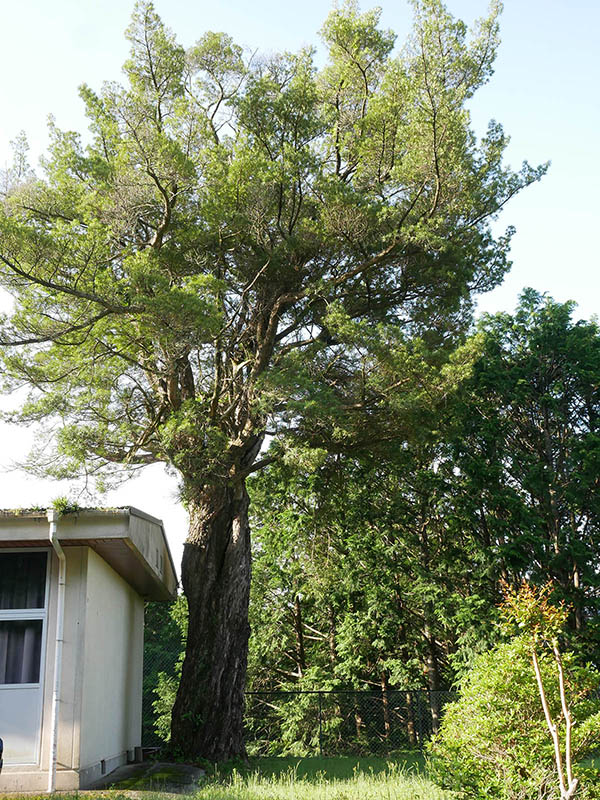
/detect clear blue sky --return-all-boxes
[0,1,598,568]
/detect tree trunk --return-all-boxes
[293,594,307,678]
[405,691,417,747]
[169,477,252,761]
[381,671,391,740]
[424,624,442,734]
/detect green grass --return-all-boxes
[236,754,427,780]
[192,755,457,799]
[14,755,455,800]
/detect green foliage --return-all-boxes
[142,598,184,744]
[153,670,179,743]
[428,636,600,799]
[451,290,600,656]
[245,292,600,760]
[150,594,187,741]
[50,496,81,515]
[247,443,500,695]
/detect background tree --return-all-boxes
[451,290,600,653]
[247,293,600,715]
[0,0,541,759]
[247,438,501,728]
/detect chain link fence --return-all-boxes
[142,602,456,754]
[142,641,455,753]
[142,606,600,756]
[244,689,456,756]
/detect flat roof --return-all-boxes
[0,507,178,601]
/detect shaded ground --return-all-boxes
[89,761,205,793]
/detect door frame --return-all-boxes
[0,547,51,765]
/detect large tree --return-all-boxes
[451,291,600,644]
[0,0,542,759]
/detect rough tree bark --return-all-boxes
[169,477,253,760]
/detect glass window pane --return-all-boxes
[0,552,47,609]
[0,620,43,684]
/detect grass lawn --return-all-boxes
[12,755,456,799]
[192,754,457,799]
[240,753,427,779]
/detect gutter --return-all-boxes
[47,509,66,793]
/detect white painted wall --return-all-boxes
[78,548,144,772]
[54,546,88,772]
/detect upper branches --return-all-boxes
[0,0,544,487]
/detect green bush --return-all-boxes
[150,594,187,742]
[153,670,179,742]
[427,636,600,799]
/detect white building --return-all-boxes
[0,507,177,792]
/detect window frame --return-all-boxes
[0,548,50,689]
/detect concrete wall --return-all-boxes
[79,548,144,779]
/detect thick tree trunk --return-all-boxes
[169,477,252,761]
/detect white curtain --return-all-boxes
[0,620,42,684]
[0,552,46,683]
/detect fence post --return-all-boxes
[318,691,323,758]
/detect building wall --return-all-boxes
[2,545,144,792]
[29,546,88,772]
[54,546,88,772]
[78,548,144,774]
[1,547,87,792]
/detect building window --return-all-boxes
[0,551,48,686]
[0,552,47,609]
[0,620,43,683]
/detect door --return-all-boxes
[0,550,49,764]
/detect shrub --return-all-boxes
[151,594,187,742]
[153,670,179,742]
[427,635,600,799]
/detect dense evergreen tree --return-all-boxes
[0,0,540,757]
[247,293,600,705]
[453,291,600,650]
[247,442,500,698]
